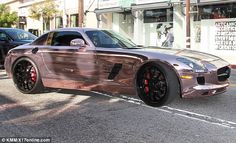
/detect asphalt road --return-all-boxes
[0,70,236,143]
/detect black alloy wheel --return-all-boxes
[137,62,179,107]
[12,58,43,94]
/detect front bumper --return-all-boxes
[193,83,229,90]
[180,66,230,98]
[182,83,229,98]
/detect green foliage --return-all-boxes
[0,4,18,27]
[29,0,59,23]
[29,0,59,31]
[29,3,41,20]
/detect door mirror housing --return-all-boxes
[70,38,86,47]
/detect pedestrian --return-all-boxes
[163,27,174,47]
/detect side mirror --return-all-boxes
[70,38,86,47]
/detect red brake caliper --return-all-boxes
[144,72,150,94]
[31,67,37,82]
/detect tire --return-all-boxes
[136,62,180,107]
[12,57,44,94]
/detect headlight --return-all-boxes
[176,57,207,73]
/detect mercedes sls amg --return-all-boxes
[4,28,231,106]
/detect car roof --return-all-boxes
[0,28,22,30]
[50,27,100,32]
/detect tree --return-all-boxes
[0,4,18,27]
[29,0,59,31]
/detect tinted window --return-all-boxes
[4,28,37,41]
[0,32,11,41]
[144,8,173,23]
[85,30,136,48]
[194,3,236,21]
[51,31,84,46]
[32,33,49,45]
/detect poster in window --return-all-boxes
[215,20,236,50]
[201,18,236,51]
[155,23,174,47]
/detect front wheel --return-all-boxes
[12,58,43,94]
[136,62,180,107]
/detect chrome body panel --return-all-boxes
[4,28,231,99]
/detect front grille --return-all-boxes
[217,66,231,82]
[197,76,205,85]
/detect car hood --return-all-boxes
[128,47,229,70]
[172,49,229,69]
[138,47,217,60]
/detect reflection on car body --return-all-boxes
[4,28,231,107]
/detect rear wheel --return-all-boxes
[136,62,179,107]
[12,58,43,94]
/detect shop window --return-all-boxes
[43,19,50,32]
[55,16,63,28]
[144,8,173,23]
[19,16,26,30]
[194,3,236,21]
[70,14,78,27]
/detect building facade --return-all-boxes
[1,0,236,65]
[1,0,81,36]
[94,0,236,65]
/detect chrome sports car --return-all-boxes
[4,28,231,107]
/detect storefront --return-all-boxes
[189,0,236,64]
[95,0,173,47]
[95,0,236,64]
[132,0,173,47]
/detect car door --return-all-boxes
[85,30,140,87]
[0,31,15,65]
[41,30,98,88]
[95,48,142,87]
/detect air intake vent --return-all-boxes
[217,66,231,82]
[197,76,205,85]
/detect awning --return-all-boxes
[94,7,125,15]
[181,0,236,6]
[131,2,172,11]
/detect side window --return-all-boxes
[86,31,119,48]
[0,32,11,41]
[32,33,49,45]
[51,31,85,46]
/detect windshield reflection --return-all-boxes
[85,30,137,48]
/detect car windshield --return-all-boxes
[5,29,37,41]
[85,30,137,48]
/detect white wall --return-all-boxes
[133,11,144,46]
[84,0,98,28]
[173,4,185,49]
[200,18,236,64]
